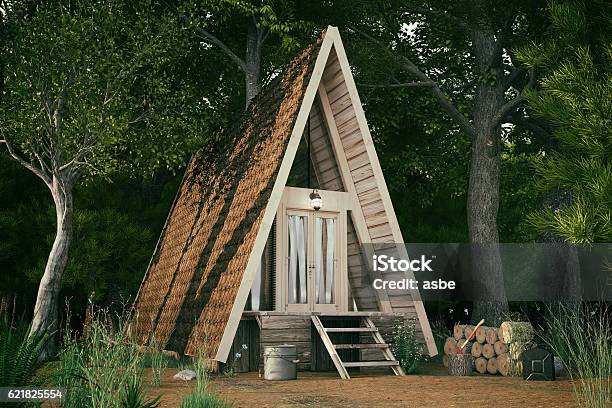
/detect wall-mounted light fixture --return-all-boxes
[309,189,322,211]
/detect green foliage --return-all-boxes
[121,376,161,408]
[53,308,159,408]
[538,303,611,407]
[1,0,208,178]
[391,319,425,374]
[0,154,180,315]
[428,319,450,358]
[180,390,229,408]
[148,337,168,387]
[516,1,612,243]
[0,314,50,388]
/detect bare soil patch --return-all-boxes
[148,363,577,408]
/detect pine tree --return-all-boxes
[517,1,611,243]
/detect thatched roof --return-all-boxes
[132,31,324,358]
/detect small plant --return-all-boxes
[391,319,425,374]
[179,389,228,408]
[539,303,611,408]
[121,376,161,408]
[0,313,50,388]
[179,337,229,408]
[223,344,247,378]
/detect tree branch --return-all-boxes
[195,27,248,73]
[494,68,537,125]
[353,27,477,139]
[406,5,471,32]
[357,81,435,88]
[1,135,51,187]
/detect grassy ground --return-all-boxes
[147,362,578,408]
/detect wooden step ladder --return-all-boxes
[311,315,405,379]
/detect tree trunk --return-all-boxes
[468,27,509,326]
[30,176,73,358]
[244,19,262,108]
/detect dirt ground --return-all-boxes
[148,363,579,408]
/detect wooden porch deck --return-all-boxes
[241,311,406,317]
[228,310,407,377]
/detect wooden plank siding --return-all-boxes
[320,50,419,315]
[306,97,379,312]
[259,315,312,371]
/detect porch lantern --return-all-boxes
[309,190,322,211]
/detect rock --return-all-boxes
[173,369,197,381]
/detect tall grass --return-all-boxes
[179,338,229,408]
[148,337,168,387]
[53,308,160,408]
[540,303,611,408]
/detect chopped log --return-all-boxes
[444,337,458,355]
[499,321,534,344]
[453,324,466,340]
[482,343,495,359]
[475,325,488,343]
[508,341,531,361]
[508,342,531,377]
[448,354,474,376]
[485,327,498,344]
[475,357,487,374]
[443,354,449,368]
[497,353,510,376]
[487,357,498,375]
[509,359,523,377]
[494,340,507,355]
[464,325,475,340]
[456,340,473,355]
[471,341,482,358]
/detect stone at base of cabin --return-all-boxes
[173,369,197,381]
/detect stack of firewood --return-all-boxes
[443,321,534,376]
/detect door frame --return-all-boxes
[276,186,349,312]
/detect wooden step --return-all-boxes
[343,360,400,368]
[334,343,389,350]
[324,327,378,333]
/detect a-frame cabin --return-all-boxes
[132,26,437,378]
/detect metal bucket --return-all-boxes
[263,345,298,380]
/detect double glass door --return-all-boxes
[285,210,340,312]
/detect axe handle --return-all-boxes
[461,319,485,349]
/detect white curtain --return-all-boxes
[315,217,335,304]
[250,258,262,311]
[288,215,307,304]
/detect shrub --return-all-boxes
[0,313,50,388]
[391,319,425,374]
[539,303,611,408]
